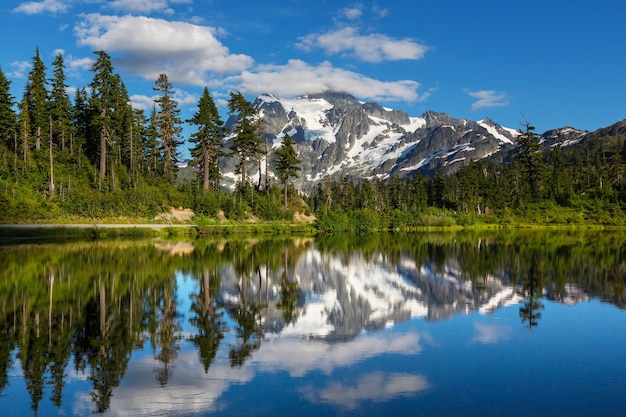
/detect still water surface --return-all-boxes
[0,231,625,416]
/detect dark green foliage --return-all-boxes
[273,133,301,208]
[188,87,226,191]
[153,73,183,183]
[228,91,262,185]
[143,106,160,176]
[25,48,48,151]
[49,54,73,152]
[515,119,543,202]
[0,65,16,148]
[429,172,447,208]
[72,87,88,155]
[88,51,119,188]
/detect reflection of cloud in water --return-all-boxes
[471,321,512,344]
[72,348,255,417]
[253,331,423,376]
[77,331,423,416]
[299,372,429,409]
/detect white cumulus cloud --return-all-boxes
[228,59,424,103]
[467,89,510,110]
[297,27,429,63]
[107,0,192,14]
[74,13,254,86]
[8,60,31,79]
[13,0,69,15]
[340,5,363,20]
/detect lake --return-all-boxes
[0,230,625,416]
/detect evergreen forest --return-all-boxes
[1,49,625,230]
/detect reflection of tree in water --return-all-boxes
[518,253,545,330]
[20,308,47,415]
[150,279,182,387]
[188,268,225,373]
[227,266,265,368]
[75,275,133,413]
[0,317,14,399]
[277,249,300,326]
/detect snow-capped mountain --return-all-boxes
[221,91,624,192]
[222,92,518,191]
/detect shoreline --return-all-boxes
[0,223,195,230]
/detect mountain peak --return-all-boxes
[480,117,495,126]
[420,110,456,127]
[308,91,361,109]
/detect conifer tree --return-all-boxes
[516,117,543,202]
[110,75,134,184]
[0,65,16,150]
[430,172,447,208]
[25,48,48,151]
[153,73,183,183]
[88,51,118,189]
[228,91,262,185]
[17,94,31,171]
[72,87,88,156]
[49,53,72,152]
[130,107,147,175]
[143,105,160,176]
[188,87,226,191]
[273,133,301,208]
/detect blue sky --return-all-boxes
[0,0,623,137]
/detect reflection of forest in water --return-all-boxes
[0,230,624,414]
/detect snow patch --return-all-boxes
[478,119,518,144]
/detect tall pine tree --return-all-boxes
[48,53,72,152]
[72,87,88,156]
[143,105,160,176]
[153,73,183,184]
[273,133,301,208]
[228,91,262,186]
[0,65,16,150]
[188,87,226,191]
[88,51,118,190]
[516,117,543,202]
[17,94,31,171]
[25,47,48,151]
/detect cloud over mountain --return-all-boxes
[229,60,423,102]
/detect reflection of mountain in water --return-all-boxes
[216,245,594,341]
[222,248,521,340]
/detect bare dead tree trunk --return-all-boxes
[99,108,108,191]
[203,148,210,191]
[35,125,41,151]
[49,117,55,198]
[265,138,269,191]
